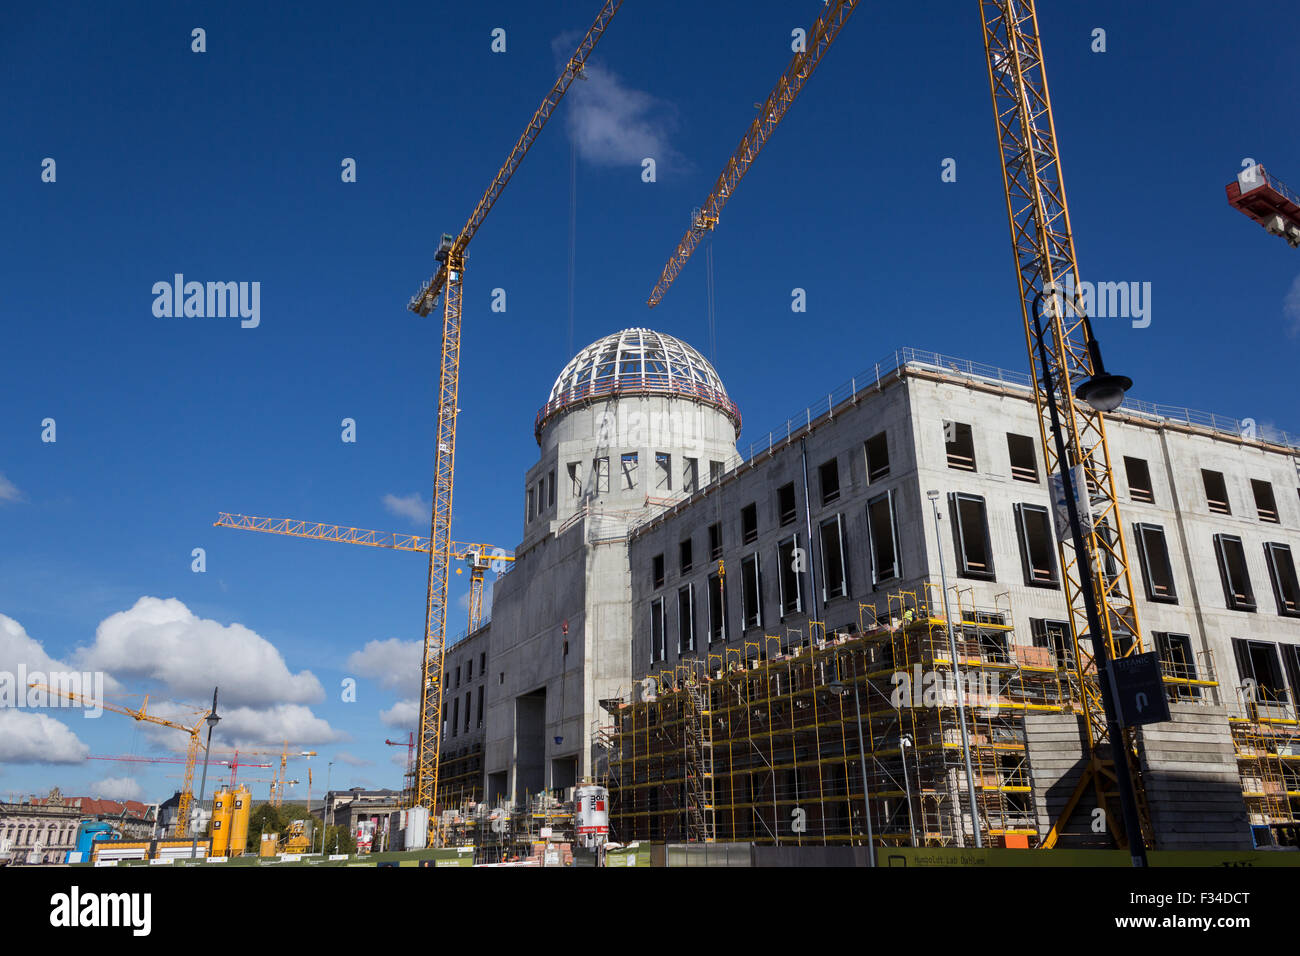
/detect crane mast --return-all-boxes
[404,1,625,822]
[980,0,1150,845]
[31,685,209,838]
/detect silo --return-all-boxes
[209,789,234,857]
[227,785,253,857]
[574,784,609,847]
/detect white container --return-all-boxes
[403,806,429,850]
[575,784,609,846]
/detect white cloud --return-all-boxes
[215,704,348,749]
[1,613,74,676]
[90,776,143,802]
[334,751,371,768]
[0,709,90,764]
[1284,275,1300,337]
[74,597,323,709]
[347,638,422,698]
[380,699,419,729]
[382,492,429,524]
[0,472,22,504]
[0,612,124,696]
[554,35,683,169]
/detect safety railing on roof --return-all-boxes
[446,610,491,649]
[736,346,1300,465]
[631,346,1298,540]
[534,373,742,440]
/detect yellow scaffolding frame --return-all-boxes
[606,590,1067,847]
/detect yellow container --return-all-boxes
[209,789,234,857]
[228,786,252,857]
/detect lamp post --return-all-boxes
[1030,287,1147,867]
[829,658,875,867]
[320,761,334,854]
[899,733,918,847]
[925,490,983,849]
[189,687,221,860]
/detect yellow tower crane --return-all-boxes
[271,743,316,807]
[200,741,316,807]
[213,512,515,635]
[30,685,211,838]
[647,0,1152,853]
[401,0,625,821]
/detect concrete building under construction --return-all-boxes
[436,330,1300,852]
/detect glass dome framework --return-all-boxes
[535,328,741,442]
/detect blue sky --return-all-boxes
[2,0,1297,806]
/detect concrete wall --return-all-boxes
[625,364,1300,849]
[1138,702,1252,850]
[449,385,741,805]
[628,371,920,675]
[438,338,1298,850]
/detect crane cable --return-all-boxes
[705,243,717,365]
[567,139,578,361]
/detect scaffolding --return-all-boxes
[606,587,1066,847]
[436,743,484,810]
[1229,689,1300,846]
[439,790,580,863]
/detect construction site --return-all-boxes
[10,0,1300,873]
[603,593,1063,847]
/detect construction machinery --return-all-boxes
[214,512,513,634]
[1226,164,1300,247]
[645,0,1154,852]
[259,819,312,858]
[400,0,625,822]
[31,684,211,838]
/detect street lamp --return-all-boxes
[189,687,221,860]
[1074,337,1132,414]
[899,734,918,847]
[320,760,334,855]
[829,660,875,867]
[925,490,983,850]
[1030,287,1147,867]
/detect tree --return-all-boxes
[323,824,355,855]
[245,802,312,854]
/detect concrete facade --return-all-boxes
[438,334,1300,848]
[626,355,1299,848]
[438,330,743,805]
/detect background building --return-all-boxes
[0,788,156,864]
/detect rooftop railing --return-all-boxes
[535,373,742,441]
[737,346,1300,463]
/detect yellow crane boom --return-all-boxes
[647,0,861,307]
[213,512,514,634]
[30,685,209,838]
[402,0,625,823]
